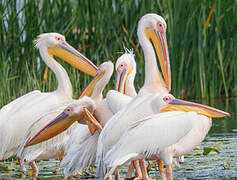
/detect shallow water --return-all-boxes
[0,98,236,179]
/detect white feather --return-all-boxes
[61,129,99,175]
[102,111,211,177]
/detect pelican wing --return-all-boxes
[103,111,197,177]
[0,90,67,160]
[0,90,41,118]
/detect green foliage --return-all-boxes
[203,147,220,155]
[0,163,15,171]
[0,0,236,107]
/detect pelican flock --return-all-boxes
[0,13,230,180]
[22,51,139,179]
[17,61,114,176]
[60,52,138,177]
[94,13,229,180]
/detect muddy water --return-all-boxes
[0,98,236,179]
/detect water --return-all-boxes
[0,98,236,179]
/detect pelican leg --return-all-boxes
[134,159,152,180]
[84,107,102,135]
[157,159,166,180]
[18,158,26,173]
[133,160,142,178]
[107,175,113,180]
[125,160,142,179]
[29,161,39,177]
[125,162,134,179]
[114,169,120,180]
[166,165,173,180]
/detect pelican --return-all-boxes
[0,32,97,175]
[17,61,113,176]
[95,13,171,179]
[60,51,138,177]
[103,94,230,180]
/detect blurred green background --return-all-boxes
[0,0,236,107]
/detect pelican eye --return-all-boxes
[120,62,127,69]
[65,107,73,112]
[55,37,64,42]
[163,96,173,103]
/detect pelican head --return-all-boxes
[35,33,98,76]
[78,61,114,99]
[24,96,96,147]
[115,51,136,94]
[138,14,171,92]
[154,93,230,118]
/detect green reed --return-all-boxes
[0,0,236,107]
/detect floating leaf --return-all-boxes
[192,152,201,156]
[203,147,220,155]
[0,163,15,171]
[193,146,201,150]
[223,162,230,170]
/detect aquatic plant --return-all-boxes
[0,0,236,107]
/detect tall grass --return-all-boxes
[0,0,236,107]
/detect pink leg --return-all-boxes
[114,169,120,180]
[29,161,39,177]
[125,162,134,179]
[125,160,142,179]
[137,159,152,180]
[166,165,173,180]
[18,158,26,173]
[133,160,142,178]
[107,175,112,180]
[59,156,63,161]
[158,159,166,180]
